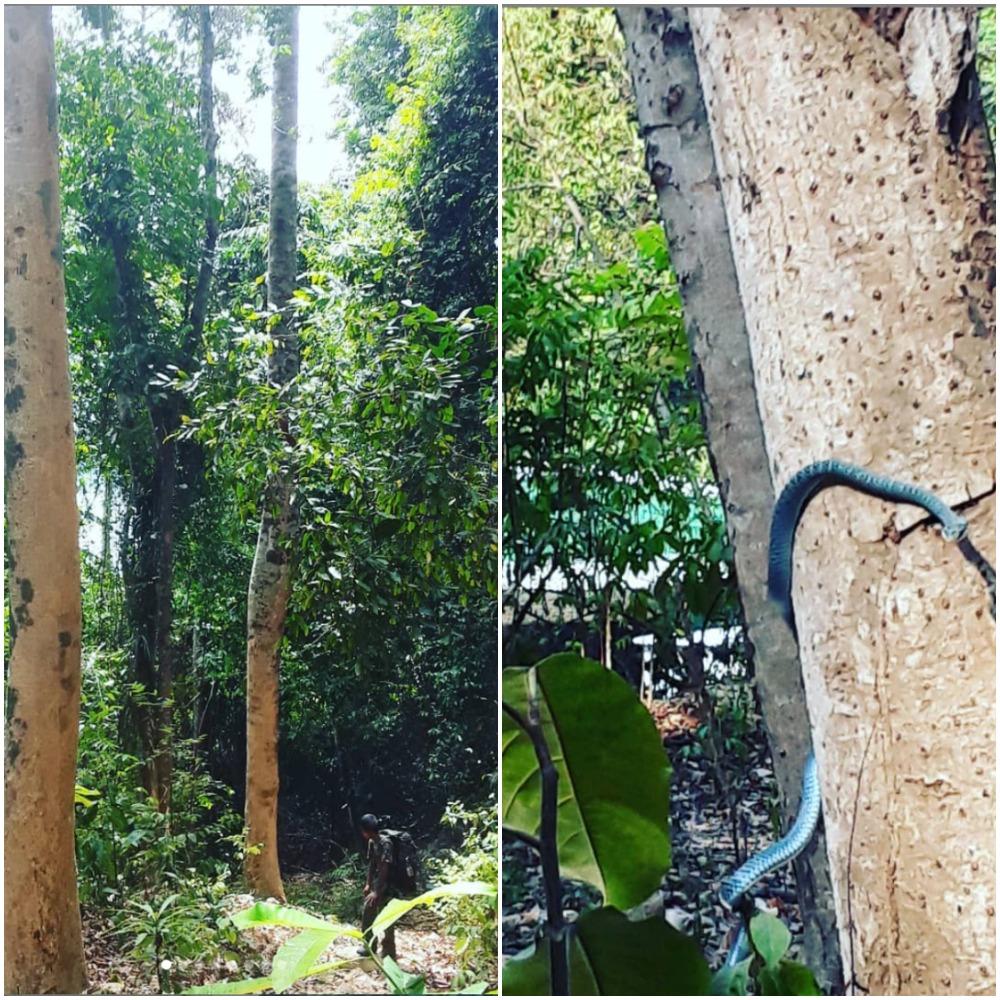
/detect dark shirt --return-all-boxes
[366,831,394,898]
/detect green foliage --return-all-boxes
[331,5,498,314]
[709,914,821,997]
[979,7,996,140]
[115,883,241,994]
[286,856,368,926]
[57,22,208,478]
[185,883,495,996]
[503,655,670,909]
[503,226,737,657]
[502,654,821,995]
[174,286,498,825]
[503,908,710,996]
[426,801,499,987]
[75,648,241,907]
[502,7,657,269]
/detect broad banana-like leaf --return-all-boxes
[371,880,495,936]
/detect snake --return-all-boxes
[720,460,972,967]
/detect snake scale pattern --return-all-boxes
[721,459,975,967]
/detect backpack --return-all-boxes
[383,829,420,897]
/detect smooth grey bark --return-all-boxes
[617,7,843,992]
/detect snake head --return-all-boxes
[942,517,968,542]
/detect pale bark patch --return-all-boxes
[688,7,995,993]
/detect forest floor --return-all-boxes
[82,877,472,995]
[502,687,803,970]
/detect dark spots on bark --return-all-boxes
[738,171,761,213]
[5,713,26,770]
[6,733,21,770]
[5,433,25,477]
[4,320,15,346]
[36,180,55,234]
[47,92,57,133]
[5,384,24,413]
[265,548,287,565]
[14,579,33,629]
[58,631,72,648]
[16,254,27,277]
[8,27,19,42]
[853,8,911,46]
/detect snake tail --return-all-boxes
[720,752,821,911]
[768,460,968,631]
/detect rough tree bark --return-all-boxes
[644,7,995,994]
[617,8,843,989]
[244,4,298,902]
[4,5,87,991]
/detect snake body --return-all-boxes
[767,460,967,633]
[721,460,971,965]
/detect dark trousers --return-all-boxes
[361,895,396,959]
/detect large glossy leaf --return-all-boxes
[502,908,710,995]
[272,927,339,993]
[231,900,359,935]
[182,976,275,995]
[371,880,495,936]
[502,654,671,908]
[382,955,426,994]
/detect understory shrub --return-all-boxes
[427,798,499,987]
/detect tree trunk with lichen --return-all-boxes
[244,4,298,902]
[644,6,995,994]
[3,5,87,992]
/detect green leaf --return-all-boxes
[502,654,671,908]
[182,976,275,995]
[231,901,361,936]
[502,908,710,995]
[272,927,339,993]
[766,960,821,996]
[709,957,751,996]
[749,913,791,969]
[371,881,495,936]
[381,955,426,994]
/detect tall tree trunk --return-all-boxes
[244,4,298,901]
[657,7,994,994]
[617,8,842,988]
[118,6,218,813]
[3,6,87,991]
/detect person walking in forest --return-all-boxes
[359,814,398,959]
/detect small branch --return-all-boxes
[503,696,569,994]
